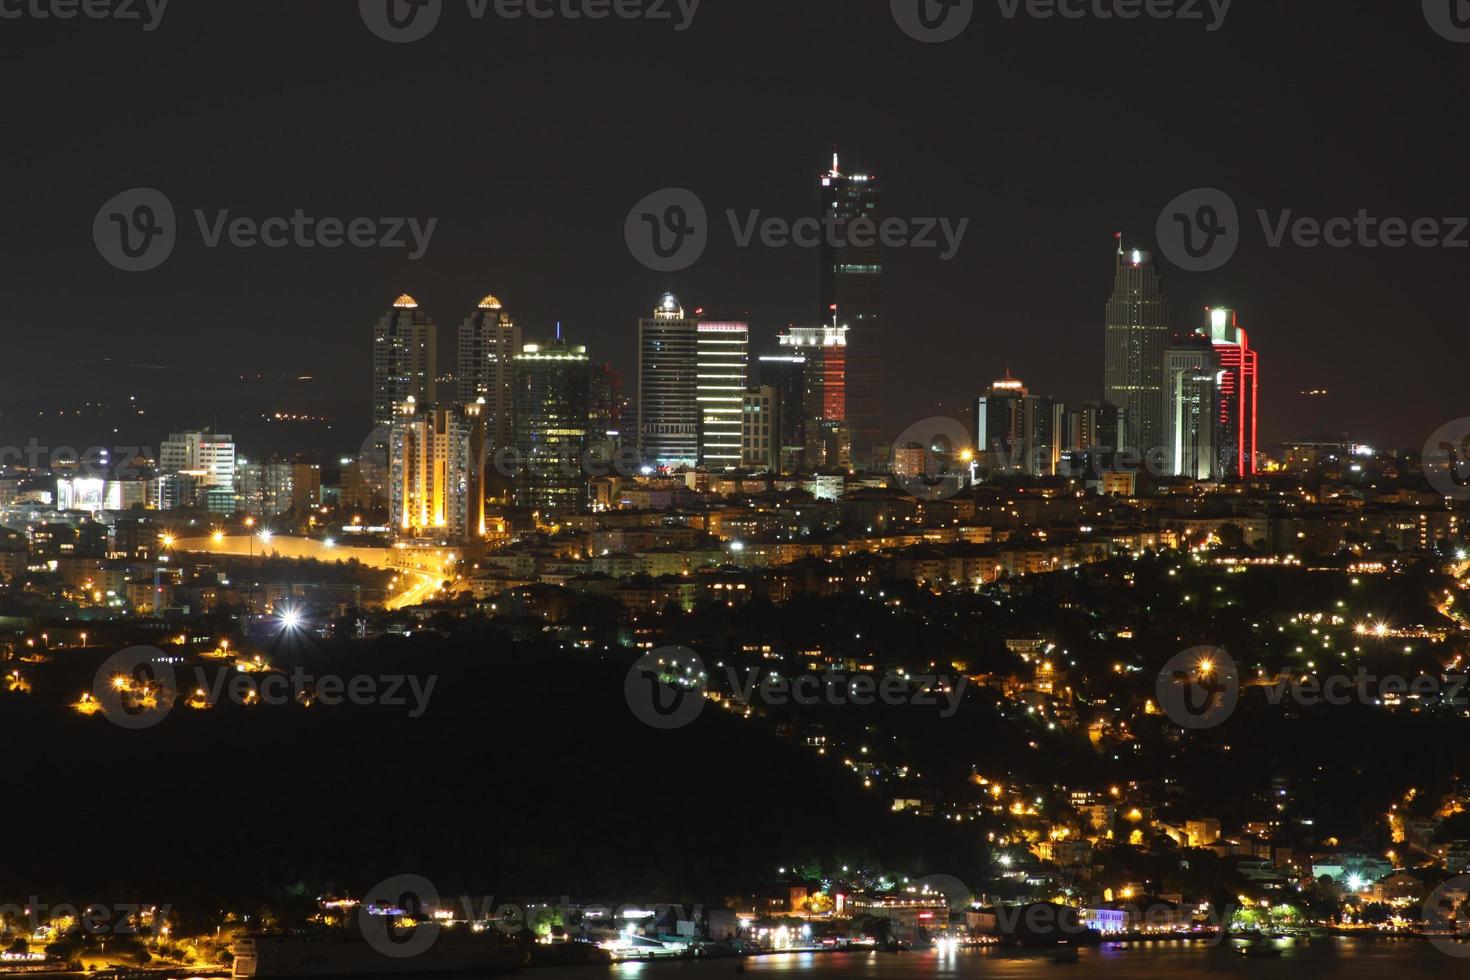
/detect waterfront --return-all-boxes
[574,940,1458,978]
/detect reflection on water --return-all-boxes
[533,938,1456,979]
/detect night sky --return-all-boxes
[3,0,1467,455]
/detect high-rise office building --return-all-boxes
[696,317,749,471]
[456,295,521,449]
[756,353,807,472]
[1024,396,1068,477]
[741,386,779,472]
[1163,339,1221,481]
[513,338,590,512]
[1104,241,1170,455]
[373,294,438,429]
[589,362,623,454]
[636,293,700,470]
[1202,307,1260,478]
[1071,400,1120,453]
[820,153,883,463]
[160,430,236,491]
[778,322,850,467]
[388,397,487,542]
[974,373,1028,474]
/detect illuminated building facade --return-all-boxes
[456,295,521,450]
[820,153,883,463]
[1203,307,1259,478]
[1104,242,1170,454]
[160,430,236,492]
[779,322,849,467]
[741,385,779,472]
[372,294,438,429]
[1163,340,1221,480]
[513,339,590,512]
[756,353,807,472]
[974,373,1028,474]
[696,317,749,470]
[636,293,699,469]
[388,398,487,542]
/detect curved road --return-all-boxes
[174,535,454,610]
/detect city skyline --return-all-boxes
[4,4,1465,452]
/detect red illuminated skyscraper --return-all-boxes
[1202,307,1259,478]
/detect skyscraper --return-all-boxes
[373,294,438,429]
[779,322,849,467]
[1203,307,1260,478]
[820,153,883,463]
[696,316,749,471]
[456,295,521,449]
[388,397,487,542]
[756,353,807,472]
[1104,241,1170,455]
[973,373,1028,475]
[741,385,779,473]
[513,338,590,512]
[1163,339,1221,480]
[636,293,699,469]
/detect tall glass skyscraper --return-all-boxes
[696,317,748,471]
[513,339,590,512]
[372,294,438,429]
[1203,307,1259,478]
[820,153,883,464]
[1104,242,1170,454]
[456,295,521,450]
[636,293,700,469]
